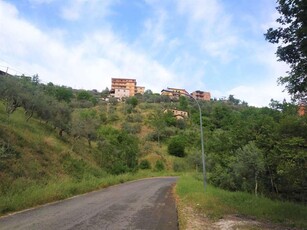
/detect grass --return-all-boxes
[176,173,307,229]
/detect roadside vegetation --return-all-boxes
[176,173,307,229]
[0,73,306,229]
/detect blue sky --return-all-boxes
[0,0,290,106]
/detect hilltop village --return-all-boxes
[108,77,212,119]
[109,77,211,101]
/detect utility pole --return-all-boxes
[163,89,206,191]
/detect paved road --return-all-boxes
[0,177,178,230]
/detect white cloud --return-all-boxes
[228,82,290,107]
[0,1,175,92]
[176,0,239,62]
[28,0,55,4]
[177,0,220,23]
[60,0,117,21]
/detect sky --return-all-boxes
[0,0,291,107]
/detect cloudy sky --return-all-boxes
[0,0,290,106]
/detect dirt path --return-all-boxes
[182,205,297,230]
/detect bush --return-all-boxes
[155,160,165,171]
[122,122,141,134]
[139,159,151,169]
[173,159,187,172]
[168,136,186,157]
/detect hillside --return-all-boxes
[0,74,306,228]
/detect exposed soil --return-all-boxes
[181,205,297,230]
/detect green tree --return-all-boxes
[0,76,23,118]
[101,87,110,98]
[148,110,166,145]
[54,86,73,103]
[233,142,265,196]
[126,96,138,108]
[76,90,92,101]
[265,0,307,100]
[168,135,186,157]
[97,126,139,174]
[179,96,188,110]
[71,109,99,147]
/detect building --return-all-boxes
[111,78,145,98]
[161,87,189,99]
[136,86,145,95]
[164,109,188,120]
[191,90,211,101]
[111,78,136,97]
[114,88,130,99]
[298,103,306,116]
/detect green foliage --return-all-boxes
[121,122,141,134]
[173,159,187,172]
[101,87,110,98]
[168,135,186,157]
[233,142,265,195]
[154,159,165,171]
[177,174,307,229]
[97,126,139,174]
[77,90,92,101]
[139,159,151,169]
[54,86,74,103]
[179,96,188,110]
[126,96,138,108]
[71,109,99,146]
[265,0,307,100]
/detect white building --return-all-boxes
[114,88,130,99]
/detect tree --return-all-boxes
[101,87,110,98]
[233,142,265,196]
[0,76,23,118]
[228,95,240,105]
[71,109,99,147]
[76,90,92,101]
[179,96,188,110]
[126,96,138,108]
[265,0,307,101]
[168,135,186,157]
[54,86,74,103]
[97,126,139,174]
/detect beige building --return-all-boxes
[111,78,145,98]
[114,88,130,99]
[136,86,145,95]
[161,87,189,99]
[111,78,136,97]
[165,109,188,120]
[191,90,211,101]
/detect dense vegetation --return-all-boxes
[177,174,307,229]
[0,73,306,217]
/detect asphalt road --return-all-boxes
[0,177,178,230]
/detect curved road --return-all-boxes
[0,177,178,230]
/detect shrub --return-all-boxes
[155,160,165,171]
[168,136,186,157]
[139,159,151,169]
[173,159,187,172]
[122,122,141,134]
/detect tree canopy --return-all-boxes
[265,0,307,101]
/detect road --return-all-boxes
[0,177,178,230]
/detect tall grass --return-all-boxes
[176,173,307,229]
